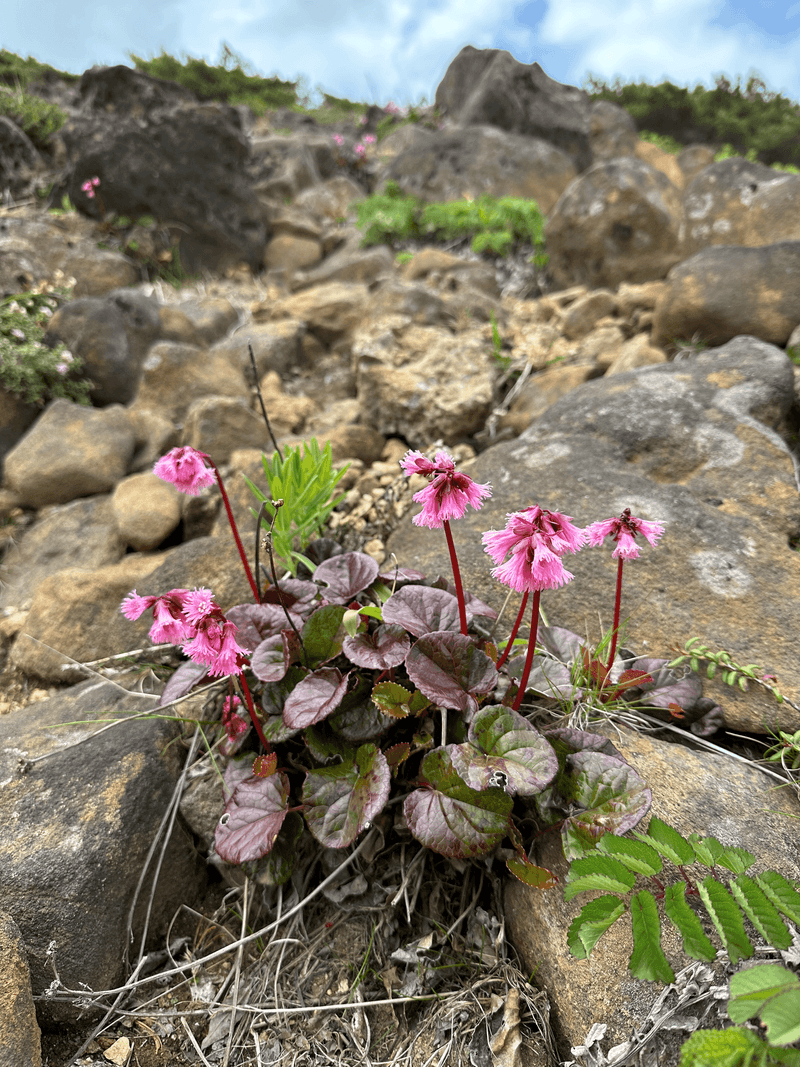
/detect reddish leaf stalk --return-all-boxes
[496,590,529,669]
[239,673,270,751]
[442,519,468,636]
[512,589,541,711]
[210,460,261,603]
[606,557,625,673]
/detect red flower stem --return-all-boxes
[496,590,529,669]
[512,589,541,711]
[239,673,270,751]
[606,558,624,674]
[210,462,261,603]
[442,519,468,636]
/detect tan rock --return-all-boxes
[605,333,668,375]
[0,911,42,1066]
[112,472,181,551]
[575,324,625,369]
[131,341,249,423]
[676,143,716,185]
[181,396,269,462]
[498,364,596,434]
[679,158,783,256]
[635,139,684,188]
[157,305,203,346]
[254,281,370,343]
[614,280,667,318]
[256,371,320,437]
[264,233,323,273]
[64,250,138,296]
[560,289,617,340]
[293,175,366,222]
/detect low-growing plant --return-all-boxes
[0,81,67,148]
[116,437,739,890]
[0,287,91,406]
[350,182,548,266]
[565,818,800,1012]
[488,310,511,370]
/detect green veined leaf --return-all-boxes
[696,876,753,964]
[678,1027,763,1067]
[629,890,675,983]
[563,854,636,901]
[755,871,800,925]
[636,816,695,865]
[567,895,626,960]
[597,833,662,876]
[663,881,716,962]
[688,833,725,867]
[715,845,756,874]
[729,875,792,950]
[728,963,800,1046]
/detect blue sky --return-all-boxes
[3,0,800,108]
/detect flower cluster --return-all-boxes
[400,450,491,528]
[586,508,664,558]
[81,176,100,199]
[121,588,248,678]
[483,506,586,592]
[153,446,216,495]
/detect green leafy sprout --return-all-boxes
[243,439,350,576]
[668,638,797,707]
[0,288,92,407]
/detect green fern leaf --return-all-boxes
[755,871,800,925]
[567,895,626,959]
[598,833,663,875]
[563,854,636,900]
[664,881,716,962]
[636,816,695,865]
[629,890,675,983]
[697,876,753,964]
[729,875,792,950]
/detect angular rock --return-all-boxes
[635,139,684,188]
[293,175,366,222]
[605,333,668,374]
[254,281,370,344]
[498,364,595,436]
[212,319,304,380]
[435,46,592,171]
[354,321,494,447]
[290,242,394,292]
[589,100,639,162]
[545,157,683,289]
[3,400,136,508]
[0,677,206,1025]
[561,289,617,340]
[505,724,800,1059]
[375,123,577,216]
[168,297,239,347]
[0,911,42,1067]
[386,336,800,732]
[676,144,716,186]
[132,341,249,423]
[0,387,38,477]
[0,495,125,611]
[44,289,161,405]
[111,472,181,551]
[652,242,800,349]
[181,396,269,462]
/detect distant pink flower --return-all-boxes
[55,362,69,374]
[153,446,216,495]
[586,509,664,559]
[483,506,586,592]
[81,176,100,199]
[354,143,366,156]
[400,449,491,528]
[332,133,344,145]
[363,134,376,144]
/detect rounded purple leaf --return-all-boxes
[226,603,303,651]
[450,705,558,795]
[343,624,410,670]
[215,770,291,864]
[282,667,350,729]
[405,631,498,714]
[314,552,379,600]
[382,586,463,637]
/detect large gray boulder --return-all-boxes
[434,46,593,171]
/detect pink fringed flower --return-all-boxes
[120,588,194,644]
[585,508,665,559]
[153,446,216,496]
[182,587,217,625]
[400,449,492,529]
[184,619,248,677]
[483,506,586,592]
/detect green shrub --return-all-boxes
[0,85,66,148]
[585,72,800,166]
[0,49,79,90]
[0,288,92,407]
[638,130,684,155]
